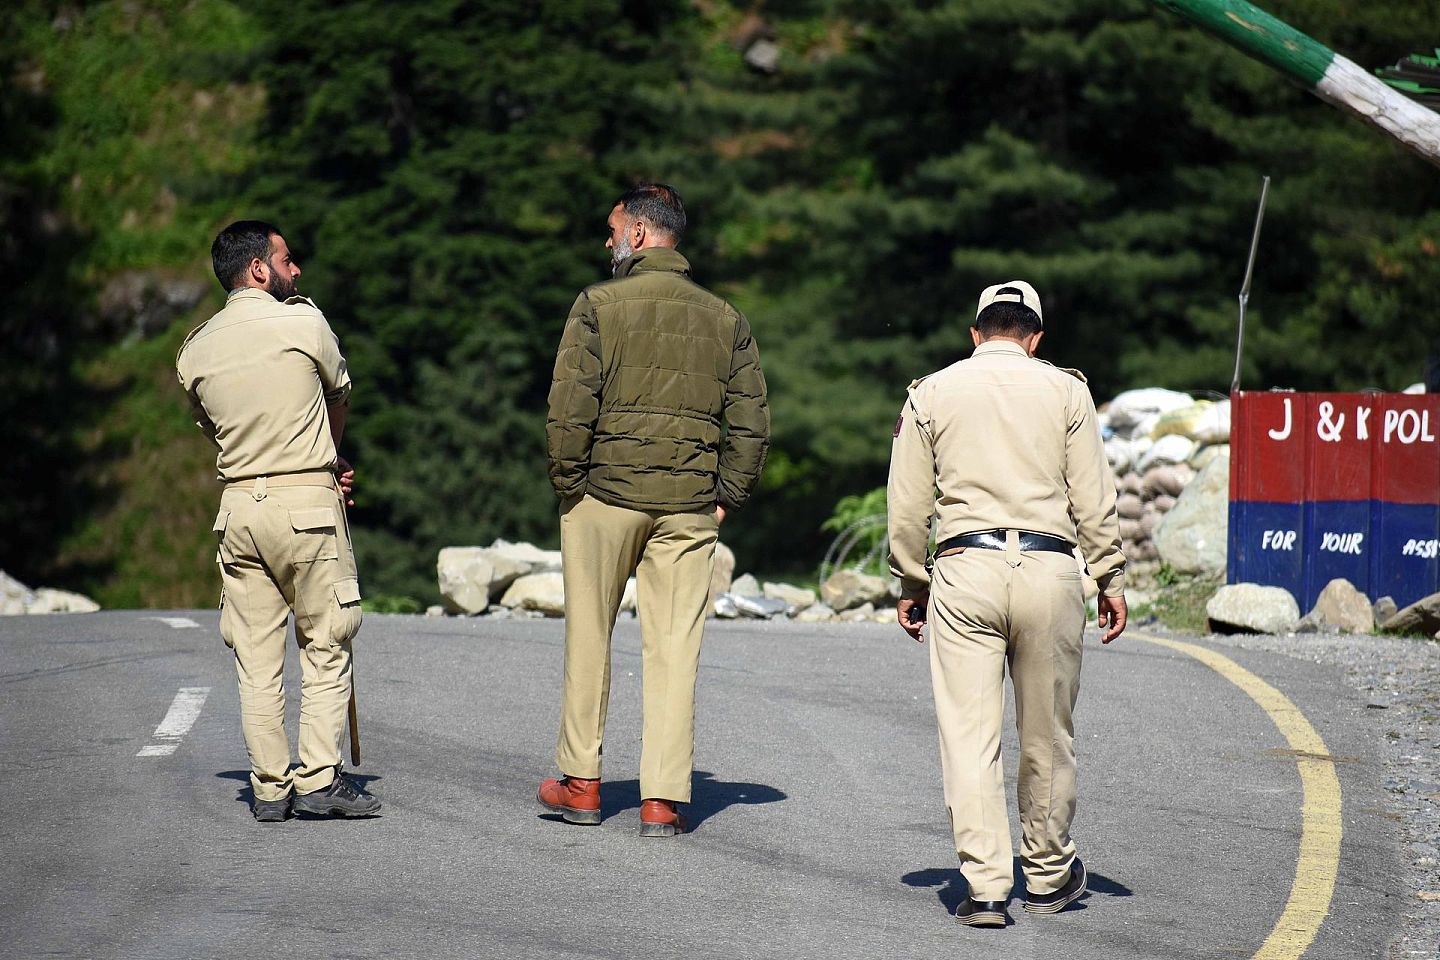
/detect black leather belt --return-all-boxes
[936,530,1075,556]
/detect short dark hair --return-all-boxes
[976,301,1042,339]
[212,220,280,291]
[616,183,686,243]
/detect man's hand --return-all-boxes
[335,456,356,508]
[897,592,929,643]
[715,503,727,525]
[1098,593,1127,643]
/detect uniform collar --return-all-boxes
[613,247,691,278]
[972,340,1029,358]
[226,287,278,303]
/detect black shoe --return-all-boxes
[252,794,290,822]
[1024,859,1087,914]
[293,772,381,817]
[954,897,1008,927]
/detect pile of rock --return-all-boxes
[433,539,900,625]
[1100,389,1230,566]
[436,540,565,618]
[1204,577,1440,639]
[1,570,100,615]
[713,568,896,623]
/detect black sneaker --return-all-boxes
[1024,859,1087,915]
[252,794,291,823]
[954,897,1007,927]
[293,773,381,817]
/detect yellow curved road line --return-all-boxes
[1131,632,1342,960]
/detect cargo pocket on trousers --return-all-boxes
[331,577,363,644]
[212,508,234,565]
[289,507,340,563]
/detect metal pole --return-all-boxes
[1232,175,1270,395]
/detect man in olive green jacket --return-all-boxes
[539,183,769,836]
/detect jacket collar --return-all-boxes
[614,247,691,278]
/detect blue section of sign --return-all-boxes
[1228,499,1305,598]
[1230,498,1440,611]
[1303,500,1371,609]
[1370,500,1440,609]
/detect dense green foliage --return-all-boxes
[3,0,1437,605]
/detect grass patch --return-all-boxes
[1137,573,1223,634]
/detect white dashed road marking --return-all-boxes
[136,687,211,757]
[144,617,200,629]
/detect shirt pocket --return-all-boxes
[289,507,340,563]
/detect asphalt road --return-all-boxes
[0,611,1408,959]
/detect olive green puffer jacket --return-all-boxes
[546,248,769,512]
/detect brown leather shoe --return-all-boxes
[537,776,601,825]
[639,798,687,837]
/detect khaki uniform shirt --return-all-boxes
[176,288,352,481]
[887,339,1125,600]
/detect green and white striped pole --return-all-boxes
[1152,0,1440,169]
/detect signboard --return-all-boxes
[1229,391,1440,611]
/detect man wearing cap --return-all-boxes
[539,183,769,836]
[177,220,380,822]
[887,279,1126,927]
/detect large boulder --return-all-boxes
[794,602,836,623]
[499,572,566,617]
[1154,453,1228,576]
[763,582,816,609]
[733,595,791,619]
[27,588,101,614]
[1206,583,1299,634]
[1,570,34,615]
[0,570,99,615]
[437,540,561,615]
[730,573,761,597]
[1380,591,1440,637]
[821,570,890,612]
[1302,579,1374,634]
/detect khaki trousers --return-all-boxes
[928,541,1085,900]
[555,494,718,803]
[214,477,363,802]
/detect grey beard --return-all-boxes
[610,237,634,276]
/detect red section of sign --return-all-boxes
[1373,394,1440,505]
[1232,391,1440,505]
[1231,392,1303,501]
[1303,393,1372,501]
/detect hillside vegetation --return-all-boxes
[3,0,1437,606]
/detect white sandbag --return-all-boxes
[1136,434,1196,472]
[1104,437,1134,474]
[1106,388,1194,437]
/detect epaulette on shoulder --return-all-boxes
[1033,357,1088,383]
[284,295,322,312]
[176,321,208,365]
[907,375,929,391]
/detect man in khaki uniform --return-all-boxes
[887,280,1126,926]
[177,220,379,822]
[539,184,769,836]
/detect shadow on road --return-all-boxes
[537,770,786,831]
[216,769,384,809]
[902,862,1132,914]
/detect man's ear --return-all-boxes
[248,256,269,287]
[631,217,648,249]
[970,327,983,348]
[1025,330,1044,356]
